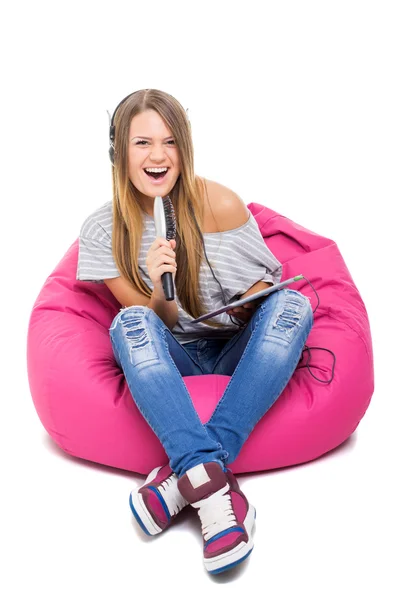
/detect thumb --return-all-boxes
[169,239,176,249]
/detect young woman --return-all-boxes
[76,88,313,576]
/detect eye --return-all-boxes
[135,140,175,145]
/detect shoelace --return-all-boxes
[191,483,237,541]
[158,474,189,517]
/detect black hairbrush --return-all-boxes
[153,195,177,301]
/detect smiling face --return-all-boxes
[128,109,181,209]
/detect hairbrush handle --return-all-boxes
[153,195,176,301]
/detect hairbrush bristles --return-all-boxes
[153,195,177,301]
[162,195,177,241]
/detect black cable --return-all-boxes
[188,200,241,328]
[301,275,320,314]
[297,345,336,384]
[296,276,335,383]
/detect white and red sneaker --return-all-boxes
[129,464,189,536]
[177,462,256,575]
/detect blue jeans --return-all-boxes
[109,289,313,478]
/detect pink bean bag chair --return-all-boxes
[27,203,374,475]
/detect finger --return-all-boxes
[155,237,173,249]
[156,245,175,259]
[157,255,177,267]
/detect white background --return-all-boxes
[1,1,399,598]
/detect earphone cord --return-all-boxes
[297,276,336,384]
[190,202,335,385]
[189,201,242,329]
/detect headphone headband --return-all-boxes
[108,90,139,147]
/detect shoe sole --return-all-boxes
[129,467,164,536]
[204,504,256,575]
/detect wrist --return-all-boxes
[148,286,178,330]
[151,283,167,300]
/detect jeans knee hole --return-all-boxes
[270,290,309,339]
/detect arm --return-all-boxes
[239,280,273,301]
[228,280,274,321]
[104,275,178,331]
[148,287,179,331]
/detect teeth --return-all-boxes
[145,167,168,173]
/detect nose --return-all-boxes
[149,143,168,161]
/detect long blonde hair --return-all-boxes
[110,88,225,328]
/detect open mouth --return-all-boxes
[143,168,169,183]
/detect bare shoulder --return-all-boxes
[202,178,250,232]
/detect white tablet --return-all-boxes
[191,275,304,324]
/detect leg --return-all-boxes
[203,289,314,465]
[109,306,227,478]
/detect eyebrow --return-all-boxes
[131,136,174,141]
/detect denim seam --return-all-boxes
[162,326,204,373]
[159,327,215,439]
[206,302,267,421]
[211,305,264,374]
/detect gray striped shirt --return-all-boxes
[76,200,282,344]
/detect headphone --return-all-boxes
[108,91,142,166]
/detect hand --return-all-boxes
[146,238,177,288]
[226,299,262,324]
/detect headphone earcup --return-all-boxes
[109,144,115,166]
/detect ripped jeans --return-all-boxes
[109,288,313,478]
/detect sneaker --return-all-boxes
[129,464,189,536]
[177,461,256,575]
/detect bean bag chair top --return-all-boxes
[27,202,374,474]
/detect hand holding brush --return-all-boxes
[151,195,177,300]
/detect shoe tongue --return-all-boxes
[177,462,227,504]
